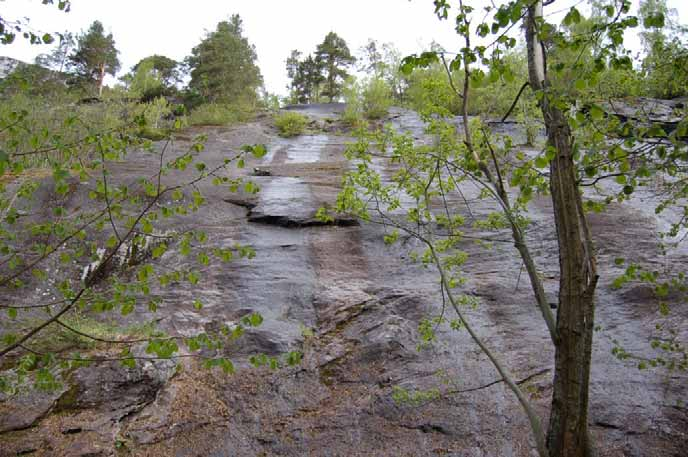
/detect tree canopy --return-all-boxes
[286,50,324,104]
[315,32,355,102]
[68,20,120,96]
[123,55,181,101]
[187,14,263,106]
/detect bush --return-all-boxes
[362,77,392,119]
[274,111,308,137]
[186,103,241,126]
[0,92,137,168]
[341,76,391,126]
[403,64,461,117]
[341,78,366,127]
[135,97,172,129]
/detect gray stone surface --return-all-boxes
[0,105,686,456]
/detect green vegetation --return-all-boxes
[315,32,356,102]
[1,2,687,456]
[326,1,688,456]
[121,54,180,102]
[186,103,246,126]
[286,32,355,104]
[69,20,120,96]
[0,6,272,394]
[341,76,393,125]
[341,78,366,127]
[274,111,308,137]
[286,50,324,104]
[186,14,263,108]
[639,0,688,97]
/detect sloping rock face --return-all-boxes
[0,105,686,456]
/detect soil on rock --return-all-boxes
[0,105,686,457]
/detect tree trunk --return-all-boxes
[328,63,334,103]
[98,62,105,97]
[543,103,598,457]
[525,3,599,456]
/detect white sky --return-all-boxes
[1,0,687,96]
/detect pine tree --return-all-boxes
[68,21,119,96]
[187,14,263,105]
[315,32,355,102]
[286,51,324,104]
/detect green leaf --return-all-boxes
[152,243,167,258]
[197,251,210,266]
[285,351,303,366]
[643,13,665,28]
[187,270,200,285]
[589,105,604,121]
[563,7,582,26]
[535,156,549,169]
[242,312,263,327]
[121,300,135,316]
[251,144,267,158]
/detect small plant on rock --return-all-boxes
[274,111,308,137]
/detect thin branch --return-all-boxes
[439,53,464,99]
[0,288,86,358]
[55,318,180,345]
[501,81,530,123]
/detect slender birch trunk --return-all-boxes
[524,2,599,456]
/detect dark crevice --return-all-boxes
[248,214,358,228]
[223,198,257,210]
[445,368,550,395]
[399,423,451,435]
[594,421,621,430]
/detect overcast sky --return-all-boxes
[2,0,687,96]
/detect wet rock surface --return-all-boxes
[0,104,686,456]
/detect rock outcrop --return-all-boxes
[0,105,686,456]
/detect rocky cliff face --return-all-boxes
[0,104,686,456]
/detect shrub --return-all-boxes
[186,103,240,126]
[0,92,137,168]
[341,77,366,127]
[341,76,391,126]
[403,64,461,117]
[274,111,308,137]
[362,77,392,119]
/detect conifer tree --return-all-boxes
[187,15,263,105]
[69,21,119,96]
[315,32,355,102]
